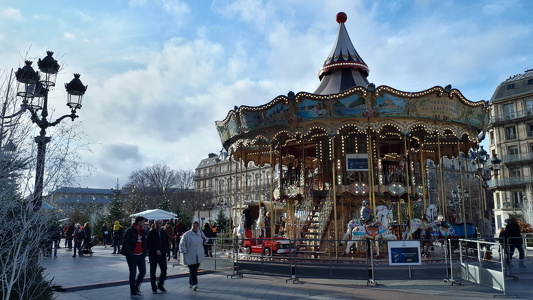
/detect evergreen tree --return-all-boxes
[108,181,127,225]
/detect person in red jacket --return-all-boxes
[122,216,147,298]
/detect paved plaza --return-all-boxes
[40,244,533,299]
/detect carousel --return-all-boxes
[216,12,491,253]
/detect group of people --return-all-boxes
[124,216,212,298]
[60,222,93,257]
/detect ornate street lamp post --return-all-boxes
[14,51,87,211]
[470,145,501,237]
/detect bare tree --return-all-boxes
[123,165,196,215]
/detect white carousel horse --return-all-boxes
[233,213,246,242]
[375,205,397,240]
[254,207,266,238]
[426,204,438,221]
[341,219,395,256]
[340,219,362,244]
[375,205,392,227]
[402,217,434,240]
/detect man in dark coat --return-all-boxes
[503,217,526,268]
[147,219,169,293]
[122,216,148,298]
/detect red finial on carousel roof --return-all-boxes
[336,12,347,23]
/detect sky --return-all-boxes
[0,0,532,190]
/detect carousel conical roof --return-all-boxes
[314,12,369,95]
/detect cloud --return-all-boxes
[0,8,24,21]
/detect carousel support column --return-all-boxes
[367,128,376,213]
[330,134,339,253]
[269,143,275,238]
[436,133,446,219]
[457,140,467,239]
[234,155,239,227]
[240,148,245,215]
[403,133,413,238]
[420,141,428,213]
[375,133,382,205]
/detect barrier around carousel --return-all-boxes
[455,238,514,297]
[291,238,371,282]
[230,237,293,280]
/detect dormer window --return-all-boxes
[507,83,515,90]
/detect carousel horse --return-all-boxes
[426,204,438,221]
[254,206,266,238]
[375,205,397,241]
[232,212,246,242]
[341,219,395,256]
[402,217,434,240]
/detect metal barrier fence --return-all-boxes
[188,236,533,295]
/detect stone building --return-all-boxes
[488,68,533,229]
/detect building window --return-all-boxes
[512,190,523,207]
[505,126,517,140]
[504,103,515,120]
[526,100,533,116]
[509,167,521,178]
[528,79,533,85]
[507,145,519,155]
[530,143,533,153]
[507,83,515,90]
[528,124,533,137]
[490,131,495,145]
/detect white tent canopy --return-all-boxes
[130,209,177,222]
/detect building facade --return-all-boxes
[488,68,533,229]
[194,151,272,223]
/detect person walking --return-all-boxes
[173,218,186,259]
[72,224,85,257]
[504,217,526,268]
[147,219,168,294]
[65,223,75,251]
[82,222,92,251]
[202,223,215,257]
[179,221,207,291]
[101,223,110,248]
[112,220,124,254]
[164,222,174,260]
[122,216,148,298]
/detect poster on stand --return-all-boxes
[388,240,421,265]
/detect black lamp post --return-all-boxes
[14,51,87,211]
[471,145,501,236]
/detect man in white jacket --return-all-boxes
[179,221,207,291]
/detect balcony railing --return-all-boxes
[491,109,533,123]
[487,176,533,188]
[502,152,533,164]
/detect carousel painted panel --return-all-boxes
[374,94,407,115]
[463,105,485,127]
[264,103,290,125]
[241,110,265,131]
[216,121,232,142]
[410,95,466,122]
[226,115,240,137]
[296,98,331,120]
[332,94,366,117]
